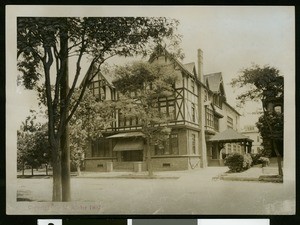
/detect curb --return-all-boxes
[75,175,180,179]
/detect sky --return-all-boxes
[7,6,295,129]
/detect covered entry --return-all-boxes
[207,128,253,166]
[107,132,144,162]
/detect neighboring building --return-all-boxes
[242,125,263,154]
[84,46,253,172]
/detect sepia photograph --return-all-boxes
[6,5,295,215]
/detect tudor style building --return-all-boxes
[84,47,252,172]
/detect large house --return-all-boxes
[84,47,253,172]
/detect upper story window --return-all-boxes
[100,86,106,100]
[214,117,219,132]
[90,81,106,100]
[191,80,195,93]
[213,94,222,108]
[204,90,208,102]
[191,103,195,122]
[227,116,233,129]
[205,108,214,128]
[159,100,176,120]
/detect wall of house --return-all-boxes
[219,103,240,132]
[85,158,116,171]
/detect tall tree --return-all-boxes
[17,17,180,201]
[69,89,115,176]
[113,61,178,176]
[231,64,284,176]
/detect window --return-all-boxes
[213,94,222,108]
[233,144,237,152]
[154,133,179,155]
[227,143,232,153]
[227,116,233,129]
[204,90,208,102]
[191,103,195,122]
[191,134,196,154]
[90,81,107,100]
[170,134,179,155]
[168,101,175,120]
[205,108,214,128]
[159,100,176,120]
[92,138,110,157]
[191,80,195,93]
[100,86,106,100]
[131,117,138,126]
[119,112,125,127]
[90,81,100,98]
[214,117,219,131]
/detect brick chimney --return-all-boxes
[197,49,203,82]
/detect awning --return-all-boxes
[106,132,144,139]
[208,128,253,142]
[113,139,144,151]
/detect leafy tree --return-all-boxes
[69,89,115,175]
[256,111,283,158]
[231,64,284,176]
[113,61,178,176]
[17,114,50,176]
[17,17,180,201]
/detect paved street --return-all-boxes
[16,167,295,215]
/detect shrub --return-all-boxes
[224,153,253,172]
[250,153,262,166]
[257,157,270,167]
[243,153,253,170]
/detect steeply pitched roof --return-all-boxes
[208,128,253,142]
[204,72,223,93]
[102,72,115,87]
[183,62,196,76]
[149,44,198,80]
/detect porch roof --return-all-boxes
[208,128,253,143]
[113,139,144,151]
[106,131,144,139]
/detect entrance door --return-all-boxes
[122,150,143,161]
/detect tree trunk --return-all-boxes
[31,166,34,176]
[272,140,283,176]
[22,162,25,176]
[52,143,62,202]
[60,23,71,202]
[146,139,153,177]
[76,165,82,176]
[45,164,48,176]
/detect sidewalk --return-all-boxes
[77,166,282,182]
[77,170,185,179]
[216,166,283,182]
